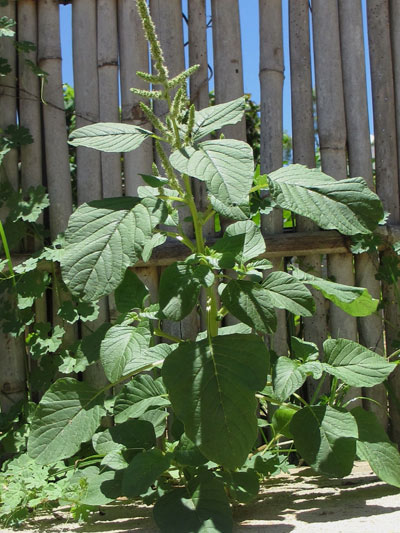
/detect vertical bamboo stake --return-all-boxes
[38,0,72,239]
[312,1,360,402]
[98,0,122,198]
[72,0,109,390]
[0,1,26,412]
[188,0,213,329]
[72,0,102,202]
[118,0,153,195]
[368,0,400,443]
[0,0,17,190]
[339,0,386,424]
[390,0,400,176]
[259,0,287,355]
[289,0,328,365]
[149,0,198,340]
[211,0,246,141]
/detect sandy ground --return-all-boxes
[1,462,399,533]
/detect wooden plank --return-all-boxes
[368,0,400,443]
[259,0,287,355]
[339,0,386,424]
[289,0,328,374]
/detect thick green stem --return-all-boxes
[0,220,16,288]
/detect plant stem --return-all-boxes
[310,374,327,405]
[0,220,16,288]
[154,328,182,344]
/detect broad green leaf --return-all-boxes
[92,430,123,455]
[290,336,319,362]
[122,448,170,498]
[173,434,208,467]
[66,466,116,506]
[61,198,156,301]
[139,173,169,187]
[273,357,308,402]
[268,164,384,234]
[0,16,15,37]
[224,220,266,262]
[221,280,277,334]
[290,405,358,477]
[100,320,151,382]
[322,338,396,387]
[162,334,269,469]
[153,475,233,533]
[109,419,156,450]
[262,271,315,316]
[113,375,170,424]
[69,122,152,152]
[292,268,378,317]
[140,409,169,438]
[159,262,212,321]
[101,449,129,471]
[220,470,259,504]
[123,343,173,376]
[209,196,250,221]
[170,139,253,206]
[72,322,111,371]
[28,378,105,464]
[271,406,297,439]
[192,96,245,141]
[351,407,400,488]
[115,269,149,312]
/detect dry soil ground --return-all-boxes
[1,462,400,533]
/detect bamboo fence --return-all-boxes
[1,0,400,444]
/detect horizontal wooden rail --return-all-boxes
[4,225,399,271]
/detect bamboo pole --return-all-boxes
[339,0,386,424]
[289,0,328,367]
[118,0,153,195]
[367,0,400,443]
[98,0,122,198]
[0,0,18,191]
[38,0,72,239]
[312,1,360,404]
[188,0,213,329]
[0,1,26,412]
[259,0,287,356]
[211,0,246,141]
[72,0,102,202]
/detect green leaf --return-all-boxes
[170,139,253,206]
[113,375,170,424]
[290,405,358,477]
[291,336,319,362]
[92,429,123,455]
[153,475,233,533]
[61,198,156,301]
[159,262,212,321]
[268,164,384,234]
[162,334,269,469]
[27,323,65,359]
[69,122,152,152]
[0,57,11,76]
[122,448,170,498]
[271,406,297,439]
[224,220,265,262]
[172,434,208,467]
[272,357,308,402]
[220,470,259,504]
[28,378,105,464]
[139,409,169,438]
[67,466,116,506]
[139,173,169,187]
[351,407,400,488]
[292,268,378,317]
[100,320,151,382]
[192,96,245,141]
[109,419,156,450]
[322,338,396,387]
[115,269,149,313]
[0,16,15,37]
[123,342,173,375]
[262,271,315,316]
[221,280,277,334]
[2,125,33,149]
